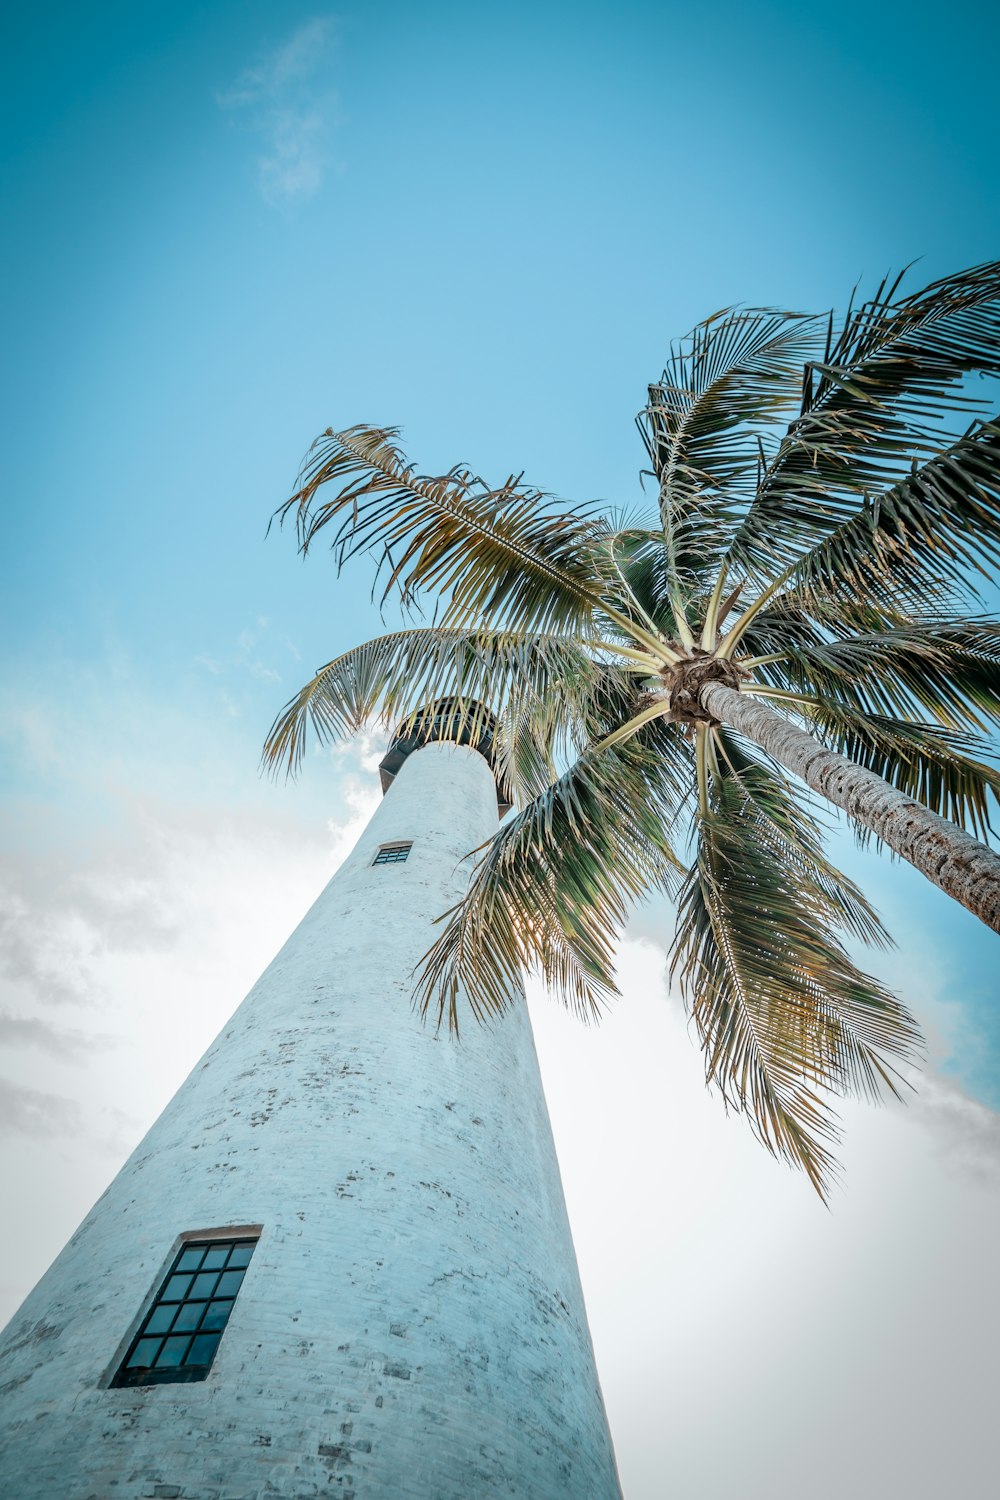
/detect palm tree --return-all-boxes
[265,262,1000,1196]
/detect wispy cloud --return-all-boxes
[0,891,99,1010]
[217,18,339,204]
[0,1077,136,1151]
[0,1080,84,1139]
[0,1012,115,1060]
[912,1074,1000,1185]
[250,661,281,682]
[0,857,179,1015]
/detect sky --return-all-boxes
[1,2,999,1495]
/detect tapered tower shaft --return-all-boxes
[0,740,621,1498]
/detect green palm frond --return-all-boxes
[673,746,919,1197]
[600,528,678,638]
[723,263,1000,575]
[414,728,692,1030]
[753,616,1000,734]
[745,582,979,639]
[262,626,605,796]
[769,419,1000,610]
[491,656,647,803]
[735,576,962,665]
[710,729,893,949]
[638,310,821,590]
[720,424,1000,656]
[274,424,616,635]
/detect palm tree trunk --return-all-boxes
[699,681,1000,934]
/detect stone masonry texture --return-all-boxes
[0,742,622,1498]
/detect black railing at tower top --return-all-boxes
[377,699,513,816]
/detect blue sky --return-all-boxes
[4,0,998,1081]
[2,4,1000,1495]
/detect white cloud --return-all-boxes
[217,18,334,105]
[0,1012,115,1060]
[0,1080,84,1139]
[0,880,101,1010]
[910,1072,1000,1184]
[324,730,385,863]
[250,660,281,682]
[217,18,339,204]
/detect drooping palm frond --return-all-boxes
[716,421,1000,663]
[710,729,893,950]
[673,739,919,1196]
[261,626,605,790]
[274,424,624,637]
[638,310,821,596]
[414,726,692,1031]
[721,263,1000,576]
[765,419,1000,612]
[751,616,1000,734]
[819,261,1000,418]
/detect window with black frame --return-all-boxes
[111,1235,258,1386]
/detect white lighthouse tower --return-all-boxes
[0,713,622,1498]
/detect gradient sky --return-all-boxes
[2,4,999,1497]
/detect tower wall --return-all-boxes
[0,743,621,1499]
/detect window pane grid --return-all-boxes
[373,842,412,865]
[112,1237,256,1386]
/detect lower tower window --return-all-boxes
[111,1233,259,1386]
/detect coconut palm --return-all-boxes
[265,262,1000,1195]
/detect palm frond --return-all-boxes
[723,263,1000,575]
[673,746,920,1197]
[638,310,821,589]
[261,627,605,800]
[735,589,954,673]
[710,729,893,948]
[274,424,615,635]
[766,419,1000,611]
[752,615,1000,734]
[600,528,678,638]
[414,727,693,1030]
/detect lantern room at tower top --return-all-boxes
[378,697,515,815]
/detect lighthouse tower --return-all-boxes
[0,714,622,1498]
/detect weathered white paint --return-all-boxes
[0,741,621,1499]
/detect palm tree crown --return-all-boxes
[265,263,1000,1196]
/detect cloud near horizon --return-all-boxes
[216,17,339,204]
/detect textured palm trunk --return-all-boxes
[700,681,1000,934]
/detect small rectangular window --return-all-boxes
[373,842,412,865]
[111,1234,259,1386]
